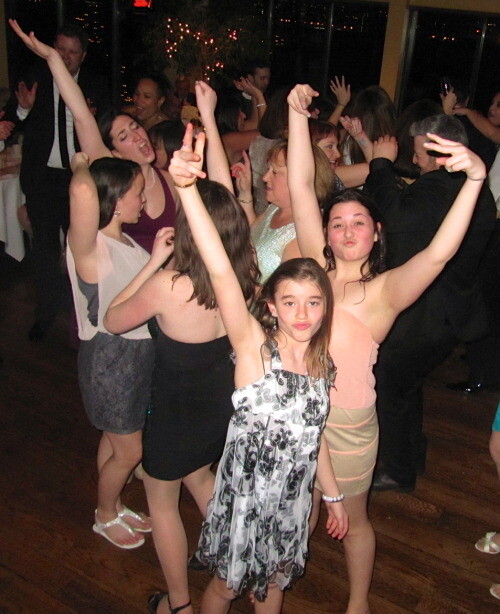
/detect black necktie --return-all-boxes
[58,95,70,169]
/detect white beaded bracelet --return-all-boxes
[322,493,345,503]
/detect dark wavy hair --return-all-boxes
[88,157,142,229]
[148,120,185,160]
[133,73,171,99]
[215,94,244,136]
[253,258,335,382]
[97,111,139,151]
[173,179,259,309]
[322,188,387,281]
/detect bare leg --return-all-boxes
[200,577,234,614]
[143,472,194,614]
[342,491,374,614]
[489,430,500,483]
[95,430,144,546]
[183,463,215,517]
[254,584,284,614]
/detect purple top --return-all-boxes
[123,166,176,253]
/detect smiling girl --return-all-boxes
[167,127,348,614]
[287,83,488,614]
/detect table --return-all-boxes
[0,164,25,262]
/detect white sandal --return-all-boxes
[475,532,500,554]
[118,506,152,533]
[93,511,145,549]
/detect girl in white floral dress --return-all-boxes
[168,125,348,614]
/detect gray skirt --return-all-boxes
[78,332,154,434]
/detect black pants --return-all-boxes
[25,167,71,323]
[375,318,456,485]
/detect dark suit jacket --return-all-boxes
[364,158,496,343]
[14,63,110,196]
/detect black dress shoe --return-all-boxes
[371,471,415,493]
[447,380,484,394]
[28,320,50,341]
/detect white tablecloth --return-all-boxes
[0,171,25,262]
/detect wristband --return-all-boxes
[174,178,197,189]
[322,493,345,503]
[256,103,267,108]
[336,103,345,108]
[238,198,253,204]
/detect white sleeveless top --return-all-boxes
[66,231,151,341]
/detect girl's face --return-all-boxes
[115,173,146,224]
[317,134,341,168]
[488,93,500,127]
[327,201,378,263]
[133,79,165,122]
[262,151,291,209]
[268,279,325,343]
[152,139,168,169]
[110,115,155,165]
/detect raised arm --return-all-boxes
[9,20,109,161]
[287,84,327,267]
[381,134,487,314]
[455,107,500,144]
[195,80,233,192]
[67,153,100,281]
[328,76,351,126]
[169,125,262,352]
[231,150,256,226]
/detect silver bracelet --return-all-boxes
[322,493,345,503]
[256,103,267,108]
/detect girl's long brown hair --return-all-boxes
[253,258,335,383]
[173,179,259,308]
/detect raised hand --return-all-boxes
[230,150,252,198]
[423,133,486,180]
[233,77,261,100]
[16,80,38,110]
[9,19,56,61]
[169,123,207,187]
[195,80,217,119]
[372,135,397,162]
[287,84,319,117]
[339,115,364,139]
[329,75,351,107]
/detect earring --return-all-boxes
[114,209,121,217]
[272,316,278,332]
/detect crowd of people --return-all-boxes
[5,16,500,614]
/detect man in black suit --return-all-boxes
[14,24,110,340]
[364,115,496,491]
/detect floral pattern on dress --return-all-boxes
[196,341,330,601]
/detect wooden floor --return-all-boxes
[1,250,499,614]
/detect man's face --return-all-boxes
[250,67,271,93]
[412,135,439,175]
[54,35,86,76]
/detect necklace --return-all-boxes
[145,167,156,191]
